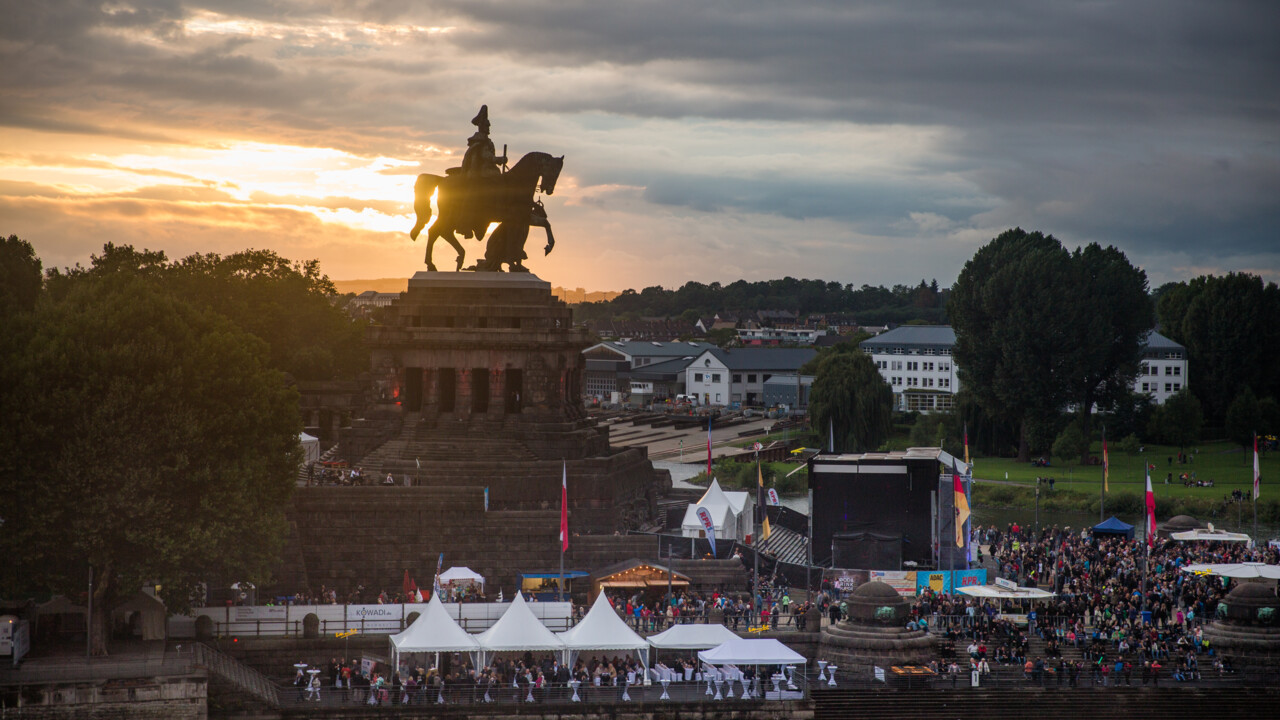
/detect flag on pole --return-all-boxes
[953,474,970,548]
[757,462,772,542]
[432,552,444,598]
[1102,427,1110,493]
[963,421,970,465]
[706,416,713,477]
[1254,433,1261,501]
[1145,465,1157,549]
[560,461,570,552]
[696,505,717,556]
[402,569,415,597]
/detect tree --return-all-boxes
[949,228,1076,461]
[1064,243,1151,464]
[1157,273,1280,425]
[0,272,300,655]
[0,234,42,314]
[808,350,894,453]
[1119,433,1141,456]
[1052,422,1089,468]
[1224,386,1261,450]
[1146,390,1203,450]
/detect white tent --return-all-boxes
[1180,562,1280,580]
[679,478,755,542]
[957,585,1055,600]
[439,567,485,586]
[697,637,806,666]
[647,623,739,650]
[1171,524,1251,543]
[299,432,321,466]
[475,592,564,664]
[557,593,650,667]
[389,593,481,671]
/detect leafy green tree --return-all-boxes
[1146,389,1204,450]
[1224,386,1262,450]
[1064,243,1151,463]
[807,350,894,452]
[909,411,962,457]
[1052,422,1089,468]
[0,271,301,656]
[1157,273,1280,424]
[1119,433,1141,455]
[0,234,42,314]
[949,228,1075,461]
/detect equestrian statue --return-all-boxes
[409,106,563,272]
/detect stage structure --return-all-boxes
[807,448,970,570]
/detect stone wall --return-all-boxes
[0,675,206,720]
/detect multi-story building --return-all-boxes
[683,348,817,408]
[582,340,717,401]
[859,326,1187,413]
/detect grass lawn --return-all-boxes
[973,440,1274,499]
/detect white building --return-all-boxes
[1135,330,1189,403]
[860,325,1188,412]
[582,340,717,400]
[683,348,817,408]
[859,326,960,413]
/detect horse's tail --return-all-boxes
[410,174,443,240]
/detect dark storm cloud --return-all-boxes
[2,0,1277,276]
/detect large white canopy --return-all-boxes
[957,585,1055,600]
[1180,562,1280,580]
[698,637,806,666]
[476,592,565,652]
[389,593,480,653]
[557,593,649,653]
[1171,527,1251,543]
[439,567,485,585]
[647,623,739,650]
[299,432,320,465]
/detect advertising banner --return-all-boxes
[914,569,987,595]
[870,570,917,597]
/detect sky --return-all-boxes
[3,0,1278,293]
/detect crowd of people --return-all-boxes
[900,523,1277,686]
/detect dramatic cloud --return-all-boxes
[2,0,1277,291]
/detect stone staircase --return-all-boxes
[360,420,540,477]
[759,524,808,565]
[193,641,281,709]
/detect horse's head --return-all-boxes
[539,155,564,195]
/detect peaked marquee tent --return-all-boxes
[389,593,481,670]
[475,592,564,664]
[1092,516,1135,539]
[299,432,321,466]
[680,478,754,542]
[647,622,739,650]
[557,593,650,667]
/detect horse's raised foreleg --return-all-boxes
[410,174,441,241]
[530,212,555,256]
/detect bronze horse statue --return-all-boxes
[410,151,563,272]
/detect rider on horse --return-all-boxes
[450,105,507,239]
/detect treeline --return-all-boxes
[573,277,947,325]
[1155,273,1280,428]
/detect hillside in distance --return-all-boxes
[332,278,619,304]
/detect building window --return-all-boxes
[1141,383,1149,392]
[1173,366,1181,376]
[694,373,703,382]
[712,374,721,382]
[1165,383,1172,393]
[748,374,757,383]
[1174,383,1181,391]
[715,393,721,402]
[732,374,741,383]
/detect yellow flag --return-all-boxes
[759,463,772,542]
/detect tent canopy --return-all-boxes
[679,478,753,540]
[1171,528,1251,543]
[957,585,1055,600]
[697,637,806,665]
[476,592,564,652]
[1180,562,1280,579]
[299,432,321,466]
[557,593,649,653]
[647,623,739,650]
[390,593,480,653]
[1092,516,1135,539]
[439,567,485,585]
[112,592,167,641]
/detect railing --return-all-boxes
[196,614,575,639]
[281,670,810,707]
[0,649,199,685]
[192,642,281,708]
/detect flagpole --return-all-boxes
[753,448,760,626]
[1253,432,1259,541]
[559,461,566,603]
[1100,426,1106,523]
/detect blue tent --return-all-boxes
[1092,516,1135,539]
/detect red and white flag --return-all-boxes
[560,461,569,552]
[1145,465,1157,549]
[1254,433,1262,501]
